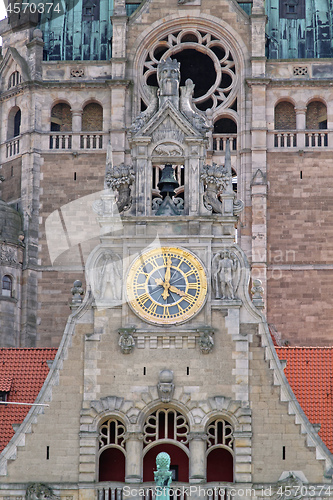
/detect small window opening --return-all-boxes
[143,367,146,375]
[300,171,302,179]
[2,275,12,297]
[282,446,286,460]
[46,446,50,459]
[14,109,21,137]
[11,166,14,177]
[187,367,190,375]
[74,172,77,181]
[0,391,8,402]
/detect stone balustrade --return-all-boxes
[97,482,234,500]
[6,137,20,158]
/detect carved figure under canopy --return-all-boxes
[212,250,239,300]
[91,251,122,301]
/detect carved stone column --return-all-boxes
[124,432,143,483]
[189,432,207,483]
[295,105,306,148]
[71,109,82,133]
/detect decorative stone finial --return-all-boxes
[157,369,174,402]
[154,452,172,498]
[70,280,84,308]
[251,279,264,309]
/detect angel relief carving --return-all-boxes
[212,250,240,300]
[91,251,122,302]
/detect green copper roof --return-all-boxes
[38,0,137,61]
[266,0,333,59]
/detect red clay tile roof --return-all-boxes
[276,346,333,453]
[0,375,13,392]
[0,348,57,453]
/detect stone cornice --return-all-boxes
[0,78,131,101]
[246,78,271,87]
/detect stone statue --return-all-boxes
[154,452,172,499]
[198,327,214,353]
[70,280,84,308]
[251,278,265,309]
[118,328,136,354]
[26,484,59,500]
[157,369,175,403]
[212,250,238,300]
[200,140,244,216]
[95,251,122,301]
[157,57,180,98]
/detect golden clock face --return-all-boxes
[126,247,207,325]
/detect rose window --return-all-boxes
[141,28,237,113]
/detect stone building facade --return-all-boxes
[1,0,333,494]
[1,0,333,347]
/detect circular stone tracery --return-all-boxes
[141,28,237,113]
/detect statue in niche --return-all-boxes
[94,251,122,301]
[212,250,239,300]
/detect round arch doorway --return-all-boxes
[143,443,189,482]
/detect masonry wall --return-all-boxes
[0,157,22,203]
[266,151,333,346]
[1,323,86,483]
[37,152,105,346]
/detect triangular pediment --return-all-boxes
[0,47,30,89]
[132,100,205,141]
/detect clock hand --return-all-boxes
[164,257,172,285]
[154,278,164,287]
[154,277,171,301]
[169,285,186,297]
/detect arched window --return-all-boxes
[82,102,103,131]
[206,418,234,482]
[274,101,296,130]
[8,71,21,89]
[2,275,12,297]
[143,408,190,482]
[213,118,237,151]
[7,107,21,139]
[51,103,72,131]
[306,101,327,130]
[98,418,126,482]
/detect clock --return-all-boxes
[126,247,207,325]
